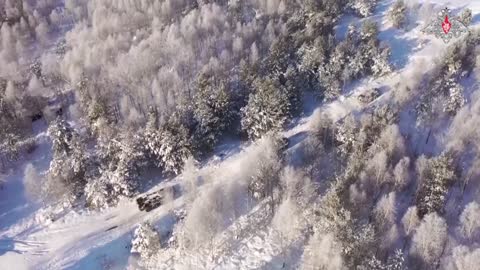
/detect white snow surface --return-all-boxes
[1,0,480,269]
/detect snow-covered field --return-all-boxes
[1,0,480,269]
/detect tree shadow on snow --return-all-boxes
[260,238,305,270]
[0,128,52,232]
[65,233,132,270]
[0,171,40,232]
[378,28,418,70]
[472,13,480,25]
[0,237,24,255]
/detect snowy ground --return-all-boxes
[1,0,479,269]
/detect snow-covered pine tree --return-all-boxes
[356,21,392,77]
[416,32,480,125]
[335,115,360,157]
[84,176,111,209]
[64,134,90,197]
[241,78,291,140]
[318,64,343,101]
[349,0,377,18]
[388,0,407,29]
[157,113,193,175]
[319,39,353,101]
[360,20,379,42]
[131,222,161,259]
[312,186,377,268]
[48,118,73,157]
[108,136,144,198]
[318,20,391,101]
[47,118,89,199]
[444,79,465,115]
[247,135,287,216]
[283,66,304,116]
[192,74,234,155]
[416,153,457,217]
[265,35,297,77]
[85,133,147,209]
[358,255,386,270]
[248,147,282,201]
[358,88,381,104]
[144,107,163,167]
[144,108,193,175]
[370,45,393,77]
[0,83,20,141]
[299,36,329,74]
[386,249,407,270]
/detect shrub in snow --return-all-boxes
[131,222,161,259]
[388,0,407,29]
[182,176,247,250]
[265,35,298,77]
[357,21,392,76]
[401,206,420,237]
[448,246,480,270]
[0,172,5,187]
[181,157,200,203]
[360,20,379,41]
[182,185,231,249]
[458,201,480,239]
[272,198,301,243]
[248,151,282,201]
[23,163,43,202]
[247,134,287,215]
[302,233,345,270]
[374,192,398,232]
[283,66,305,116]
[393,157,411,190]
[358,88,381,104]
[410,212,447,265]
[299,35,331,77]
[374,124,406,163]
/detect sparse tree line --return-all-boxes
[294,30,480,270]
[1,0,390,207]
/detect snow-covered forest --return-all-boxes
[1,0,480,269]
